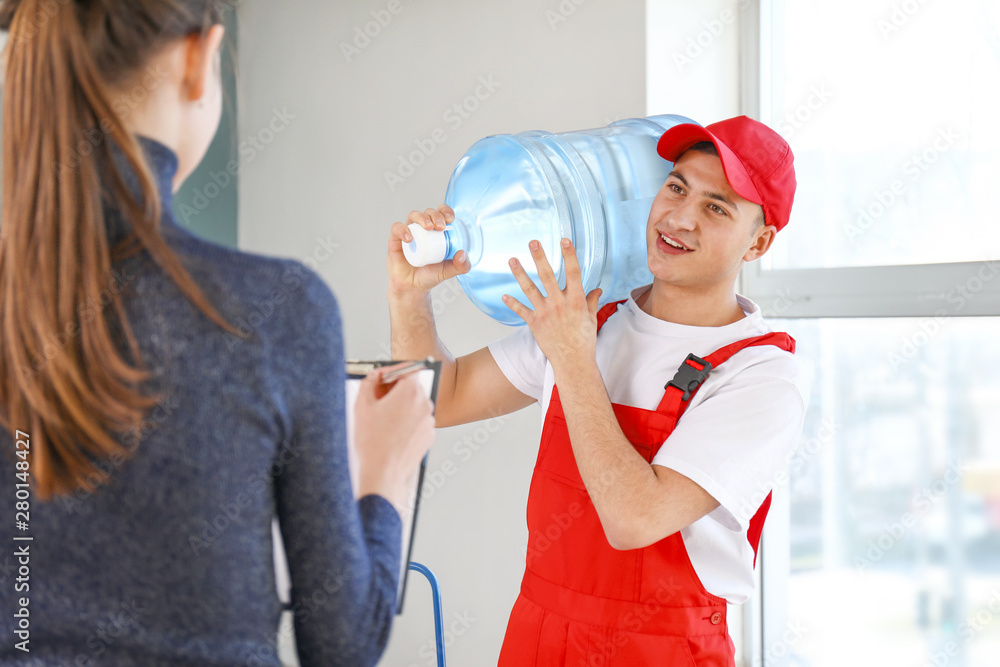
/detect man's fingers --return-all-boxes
[586,288,603,318]
[561,238,584,296]
[438,203,456,223]
[508,257,545,308]
[389,221,412,249]
[401,204,452,236]
[501,293,533,323]
[528,240,560,295]
[424,207,448,230]
[438,250,471,281]
[406,209,436,230]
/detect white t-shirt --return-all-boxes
[488,285,810,604]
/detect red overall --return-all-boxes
[498,300,796,666]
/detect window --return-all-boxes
[742,2,1000,666]
[769,318,1000,666]
[761,0,1000,271]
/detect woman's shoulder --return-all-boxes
[167,224,334,298]
[154,223,342,345]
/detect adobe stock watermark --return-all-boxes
[18,265,138,382]
[56,391,183,515]
[944,258,1000,313]
[843,126,960,243]
[755,618,808,667]
[774,83,834,140]
[759,287,796,319]
[243,617,296,667]
[222,237,342,352]
[925,588,1000,667]
[211,0,246,18]
[878,0,933,41]
[544,0,596,31]
[854,459,965,573]
[188,438,304,556]
[415,410,510,507]
[582,577,688,664]
[405,609,477,667]
[379,279,469,362]
[56,65,170,176]
[521,501,585,568]
[420,414,508,500]
[673,0,751,73]
[340,0,416,63]
[736,418,838,525]
[887,258,999,371]
[7,0,70,45]
[177,107,296,224]
[888,310,949,371]
[243,566,350,666]
[384,75,502,192]
[73,598,147,666]
[289,566,350,626]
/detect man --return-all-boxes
[386,116,808,665]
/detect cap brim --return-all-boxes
[656,124,763,207]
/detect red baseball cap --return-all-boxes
[656,116,796,231]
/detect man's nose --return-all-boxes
[665,200,697,232]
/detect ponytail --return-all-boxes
[0,0,241,500]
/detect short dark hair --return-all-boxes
[683,141,718,158]
[679,141,765,229]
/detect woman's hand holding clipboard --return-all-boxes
[346,358,442,614]
[352,362,436,508]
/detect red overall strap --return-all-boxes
[654,330,796,566]
[655,331,796,418]
[595,302,794,565]
[595,299,627,331]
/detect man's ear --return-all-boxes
[743,224,777,262]
[182,24,225,103]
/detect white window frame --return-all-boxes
[736,1,1000,665]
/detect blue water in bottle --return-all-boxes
[402,114,698,326]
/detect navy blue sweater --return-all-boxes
[0,136,401,665]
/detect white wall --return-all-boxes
[647,0,743,122]
[237,2,645,664]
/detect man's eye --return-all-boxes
[668,183,683,194]
[710,204,728,216]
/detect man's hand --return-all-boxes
[502,238,603,374]
[388,204,471,298]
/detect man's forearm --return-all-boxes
[554,361,661,548]
[388,290,459,421]
[389,291,450,359]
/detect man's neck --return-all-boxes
[636,279,746,327]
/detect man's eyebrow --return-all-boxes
[668,169,741,211]
[706,192,738,210]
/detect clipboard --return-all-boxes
[345,358,441,614]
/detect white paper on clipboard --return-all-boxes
[273,359,439,617]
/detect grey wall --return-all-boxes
[237,2,645,664]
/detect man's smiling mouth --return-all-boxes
[659,233,693,251]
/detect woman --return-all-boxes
[0,1,433,665]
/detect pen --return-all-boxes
[379,359,430,384]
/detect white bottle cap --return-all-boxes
[401,222,448,267]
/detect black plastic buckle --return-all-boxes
[665,354,713,401]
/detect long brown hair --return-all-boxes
[0,0,242,500]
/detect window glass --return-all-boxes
[764,0,1000,270]
[776,317,1000,666]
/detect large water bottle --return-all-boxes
[403,114,698,325]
